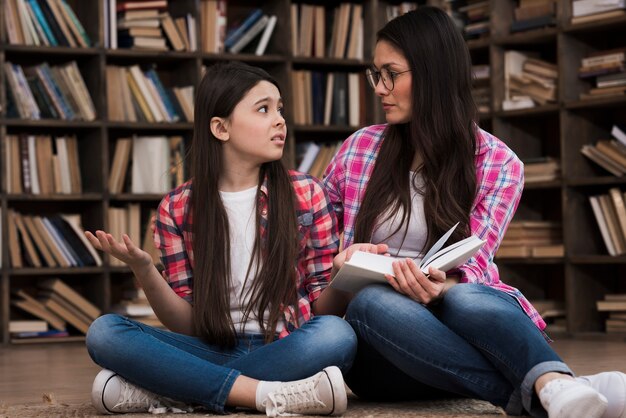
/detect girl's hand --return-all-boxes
[332,243,389,275]
[385,259,447,304]
[85,230,153,271]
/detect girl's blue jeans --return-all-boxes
[344,283,573,418]
[86,314,357,413]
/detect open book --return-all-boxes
[330,223,486,293]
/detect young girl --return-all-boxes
[323,7,626,418]
[85,61,373,416]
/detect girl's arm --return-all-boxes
[85,231,194,334]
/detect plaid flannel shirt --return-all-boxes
[154,171,340,339]
[323,124,546,331]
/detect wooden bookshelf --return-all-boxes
[2,0,626,344]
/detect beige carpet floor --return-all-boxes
[0,396,505,417]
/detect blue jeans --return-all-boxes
[344,284,573,417]
[86,314,357,413]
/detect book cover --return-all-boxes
[330,223,486,293]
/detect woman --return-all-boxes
[85,62,379,416]
[323,7,626,418]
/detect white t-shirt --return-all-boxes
[220,186,283,335]
[371,172,428,262]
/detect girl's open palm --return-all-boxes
[85,230,152,270]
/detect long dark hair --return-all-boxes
[189,62,298,347]
[354,7,477,251]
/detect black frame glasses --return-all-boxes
[365,67,411,91]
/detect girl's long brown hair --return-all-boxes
[188,62,298,347]
[354,7,477,250]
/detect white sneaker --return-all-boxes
[539,378,608,418]
[578,372,626,418]
[263,366,347,417]
[91,369,192,414]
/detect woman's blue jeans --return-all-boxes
[344,284,572,417]
[86,314,357,413]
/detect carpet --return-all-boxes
[0,396,505,417]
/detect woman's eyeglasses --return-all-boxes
[365,67,411,91]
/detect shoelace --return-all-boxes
[264,377,327,417]
[115,380,164,410]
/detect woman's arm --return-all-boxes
[85,231,194,334]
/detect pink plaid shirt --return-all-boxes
[154,171,340,339]
[323,124,546,331]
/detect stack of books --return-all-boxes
[4,0,91,47]
[10,278,102,341]
[578,48,626,100]
[581,124,626,177]
[510,0,556,33]
[571,0,626,25]
[589,187,626,256]
[503,51,558,110]
[523,156,560,184]
[531,299,567,334]
[457,0,490,40]
[497,221,563,258]
[596,294,626,334]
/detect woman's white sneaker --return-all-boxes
[577,372,626,418]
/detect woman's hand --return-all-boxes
[386,259,447,304]
[332,242,389,278]
[85,230,153,272]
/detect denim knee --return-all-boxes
[302,315,357,372]
[86,314,127,358]
[345,284,389,323]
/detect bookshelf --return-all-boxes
[1,0,625,344]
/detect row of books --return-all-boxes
[4,0,91,47]
[503,51,558,110]
[589,187,626,256]
[496,221,564,258]
[596,294,626,334]
[5,60,96,121]
[296,141,342,179]
[106,65,194,123]
[291,3,363,60]
[6,210,102,269]
[581,124,626,177]
[11,278,101,340]
[109,135,186,195]
[291,71,366,127]
[108,205,160,267]
[578,47,626,100]
[4,134,81,195]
